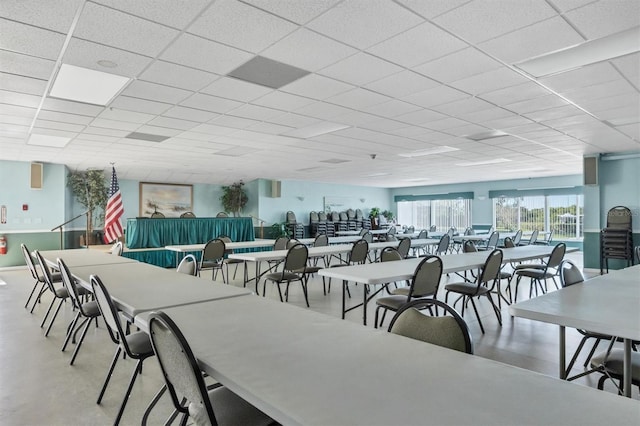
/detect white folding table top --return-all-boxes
[165,239,276,253]
[229,244,355,262]
[135,297,640,426]
[69,262,251,317]
[38,248,137,268]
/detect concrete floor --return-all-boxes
[0,250,635,425]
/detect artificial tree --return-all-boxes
[67,169,108,244]
[220,181,248,217]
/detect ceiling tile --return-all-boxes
[98,107,154,124]
[414,47,503,83]
[261,28,357,72]
[505,94,570,114]
[307,0,424,49]
[402,85,470,108]
[180,93,243,113]
[293,101,354,120]
[367,22,468,68]
[0,50,55,80]
[241,0,341,24]
[252,91,315,110]
[0,18,66,60]
[0,72,46,96]
[74,2,180,57]
[1,0,83,32]
[139,61,218,91]
[363,100,422,118]
[395,0,473,19]
[93,0,211,28]
[34,119,85,133]
[162,106,219,122]
[161,33,253,74]
[319,52,404,86]
[450,66,530,95]
[265,112,320,128]
[479,82,552,105]
[228,104,284,121]
[42,98,104,116]
[0,90,41,108]
[565,0,640,39]
[37,110,93,125]
[326,88,391,110]
[121,80,193,104]
[611,52,640,89]
[281,74,355,100]
[394,109,448,126]
[479,17,585,63]
[91,117,140,131]
[188,0,298,53]
[539,61,622,92]
[201,77,273,102]
[62,37,153,79]
[109,96,172,115]
[364,70,439,98]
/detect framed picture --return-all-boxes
[139,182,193,218]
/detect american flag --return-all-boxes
[103,167,124,243]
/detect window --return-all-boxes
[493,194,583,239]
[397,199,472,231]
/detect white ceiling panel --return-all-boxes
[188,0,297,53]
[450,66,530,95]
[121,80,192,104]
[63,38,153,78]
[261,28,357,72]
[41,98,104,116]
[281,74,354,100]
[364,70,439,98]
[564,0,640,39]
[34,119,85,133]
[396,0,474,19]
[74,2,180,57]
[93,0,211,29]
[265,113,320,128]
[479,17,585,64]
[180,93,243,114]
[252,91,315,110]
[363,100,422,118]
[161,33,253,75]
[367,22,468,68]
[0,90,41,108]
[293,102,355,121]
[109,96,172,115]
[540,62,623,92]
[91,118,140,132]
[319,52,404,86]
[241,0,341,24]
[402,85,470,108]
[139,61,218,92]
[479,82,552,105]
[0,50,55,80]
[307,0,423,49]
[326,88,391,110]
[162,106,219,122]
[1,0,83,32]
[201,76,272,102]
[0,73,46,96]
[414,47,503,83]
[0,19,66,60]
[227,104,284,121]
[98,108,154,124]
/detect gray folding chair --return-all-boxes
[177,254,198,276]
[21,243,61,311]
[262,243,310,307]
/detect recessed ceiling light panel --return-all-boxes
[282,122,350,139]
[28,133,72,147]
[398,146,459,158]
[49,64,129,106]
[465,130,508,141]
[456,158,511,167]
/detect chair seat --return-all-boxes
[391,286,410,296]
[54,287,70,298]
[376,295,409,310]
[445,282,490,296]
[303,266,322,274]
[515,268,554,279]
[82,300,101,317]
[264,271,301,282]
[41,272,62,282]
[224,258,243,264]
[190,386,273,426]
[590,349,640,378]
[514,263,545,270]
[201,260,222,269]
[499,271,512,279]
[124,331,153,356]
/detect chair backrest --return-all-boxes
[417,229,428,239]
[447,227,455,238]
[559,260,584,287]
[177,254,198,276]
[148,311,213,422]
[309,211,318,223]
[397,237,411,259]
[330,211,340,222]
[358,228,367,236]
[286,211,297,224]
[21,243,40,281]
[380,247,402,262]
[286,238,301,249]
[339,211,348,221]
[429,225,436,232]
[347,209,355,220]
[180,211,196,218]
[388,299,473,354]
[503,237,515,248]
[201,239,225,263]
[545,230,554,244]
[90,275,133,353]
[362,232,373,243]
[464,227,474,236]
[386,234,398,242]
[314,234,329,247]
[545,242,567,269]
[273,236,290,251]
[388,226,397,235]
[34,250,56,293]
[216,211,229,218]
[409,255,443,298]
[436,234,450,255]
[406,226,415,234]
[151,211,165,218]
[57,258,85,313]
[477,249,503,291]
[318,212,328,222]
[355,209,363,220]
[283,243,308,272]
[486,231,499,248]
[110,241,123,256]
[350,239,369,264]
[512,229,523,245]
[528,229,539,244]
[636,246,640,265]
[463,240,477,253]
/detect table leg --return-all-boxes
[342,280,346,320]
[255,262,260,295]
[559,325,566,380]
[363,286,367,326]
[623,338,631,397]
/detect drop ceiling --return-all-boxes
[0,0,638,188]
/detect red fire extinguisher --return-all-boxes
[0,235,6,255]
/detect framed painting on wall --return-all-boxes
[139,182,193,218]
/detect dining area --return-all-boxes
[2,233,639,425]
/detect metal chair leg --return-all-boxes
[69,317,94,365]
[113,359,144,426]
[97,346,122,404]
[44,299,65,336]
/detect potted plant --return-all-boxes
[220,181,248,217]
[369,207,381,229]
[381,209,395,223]
[67,169,108,244]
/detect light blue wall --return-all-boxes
[390,175,582,227]
[256,178,391,226]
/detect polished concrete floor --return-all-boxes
[0,250,635,425]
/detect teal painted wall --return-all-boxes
[390,175,582,227]
[583,154,640,269]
